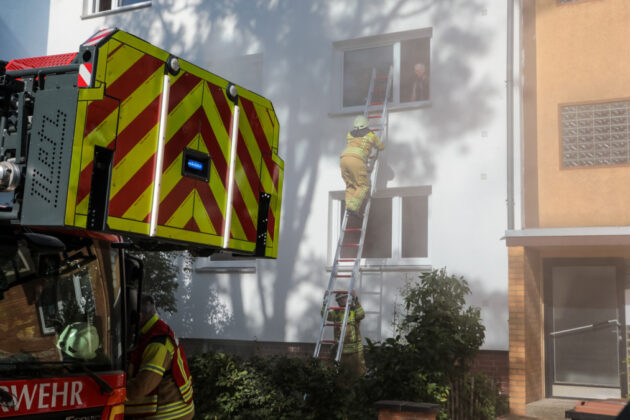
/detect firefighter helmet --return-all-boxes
[353,115,368,129]
[57,322,99,360]
[336,291,349,303]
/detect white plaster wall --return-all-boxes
[39,0,509,350]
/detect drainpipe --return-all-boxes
[506,0,515,230]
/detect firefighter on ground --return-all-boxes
[322,289,366,383]
[340,115,385,216]
[125,294,195,419]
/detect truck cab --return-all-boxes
[0,229,129,419]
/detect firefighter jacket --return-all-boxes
[125,315,194,419]
[323,298,366,354]
[341,128,385,164]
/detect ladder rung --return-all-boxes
[342,243,358,247]
[325,322,342,327]
[322,340,337,344]
[370,101,384,105]
[345,228,361,232]
[335,274,351,278]
[368,115,381,119]
[328,307,345,311]
[339,259,356,262]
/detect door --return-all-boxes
[544,259,625,399]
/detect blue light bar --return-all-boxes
[186,159,204,171]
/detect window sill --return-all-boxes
[195,260,256,274]
[328,100,432,118]
[81,1,152,19]
[326,259,432,273]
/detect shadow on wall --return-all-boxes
[108,0,499,342]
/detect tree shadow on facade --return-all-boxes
[107,0,499,342]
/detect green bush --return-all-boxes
[187,269,505,419]
[188,351,353,419]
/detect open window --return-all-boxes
[333,28,432,114]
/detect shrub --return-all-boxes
[187,268,504,419]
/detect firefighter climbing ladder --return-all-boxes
[313,66,393,362]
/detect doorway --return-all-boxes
[544,259,625,399]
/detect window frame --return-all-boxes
[82,0,152,18]
[331,28,433,116]
[327,186,431,267]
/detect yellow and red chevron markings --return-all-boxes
[65,29,283,257]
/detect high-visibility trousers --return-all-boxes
[340,155,369,212]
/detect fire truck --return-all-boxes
[0,28,283,419]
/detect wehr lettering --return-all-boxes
[0,380,83,413]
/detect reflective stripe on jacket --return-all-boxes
[127,316,194,418]
[341,129,384,163]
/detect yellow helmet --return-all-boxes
[353,115,368,129]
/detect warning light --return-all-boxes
[186,159,204,171]
[181,148,211,182]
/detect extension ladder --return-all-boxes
[313,66,392,362]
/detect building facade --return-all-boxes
[2,0,512,401]
[507,0,630,414]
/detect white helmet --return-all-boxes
[57,322,99,360]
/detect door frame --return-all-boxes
[543,258,626,398]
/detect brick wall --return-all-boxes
[524,248,543,403]
[470,350,509,395]
[508,246,527,415]
[182,338,509,394]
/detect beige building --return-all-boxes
[507,0,630,414]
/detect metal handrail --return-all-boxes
[549,319,620,337]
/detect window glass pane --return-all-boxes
[361,197,392,258]
[121,0,148,5]
[343,45,393,108]
[400,38,431,103]
[339,198,391,259]
[402,195,428,258]
[98,0,112,12]
[551,266,619,386]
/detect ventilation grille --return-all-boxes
[28,109,68,208]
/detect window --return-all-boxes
[84,0,151,17]
[561,100,630,168]
[328,186,431,265]
[333,28,432,114]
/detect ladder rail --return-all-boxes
[313,211,350,358]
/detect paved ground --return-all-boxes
[497,398,580,420]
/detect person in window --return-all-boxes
[340,115,385,216]
[322,289,366,384]
[410,63,429,102]
[125,294,194,419]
